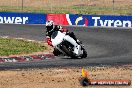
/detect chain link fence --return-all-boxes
[0,0,132,15]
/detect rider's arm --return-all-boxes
[55,25,68,32]
[45,30,53,46]
[46,35,53,46]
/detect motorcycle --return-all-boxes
[51,30,87,58]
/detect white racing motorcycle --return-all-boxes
[51,30,87,58]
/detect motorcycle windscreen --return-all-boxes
[51,31,65,47]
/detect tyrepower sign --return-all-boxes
[47,14,132,28]
[88,15,132,28]
[0,16,28,24]
[0,12,46,24]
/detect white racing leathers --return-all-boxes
[63,35,82,56]
[51,31,83,56]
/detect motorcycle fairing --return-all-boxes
[51,31,65,47]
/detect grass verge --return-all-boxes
[0,6,132,15]
[0,37,47,56]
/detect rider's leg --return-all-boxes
[63,35,81,55]
[67,32,77,41]
[67,32,82,44]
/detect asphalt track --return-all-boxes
[0,24,132,69]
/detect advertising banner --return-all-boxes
[0,12,46,24]
[47,14,88,26]
[46,14,69,25]
[47,14,132,28]
[0,12,132,28]
[86,15,132,28]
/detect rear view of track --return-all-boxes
[0,24,132,69]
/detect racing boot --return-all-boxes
[77,39,82,44]
[74,44,82,56]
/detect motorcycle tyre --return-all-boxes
[61,45,77,58]
[53,48,62,56]
[81,48,87,58]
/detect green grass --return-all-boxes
[0,5,132,15]
[71,6,132,15]
[0,38,47,56]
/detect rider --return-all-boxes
[45,20,81,55]
[46,20,81,46]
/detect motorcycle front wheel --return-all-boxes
[81,48,87,58]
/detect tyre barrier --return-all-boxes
[0,54,55,63]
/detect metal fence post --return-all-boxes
[22,0,24,12]
[50,0,53,13]
[112,0,115,13]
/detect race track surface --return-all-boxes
[0,24,132,69]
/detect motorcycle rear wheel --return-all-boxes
[53,48,62,56]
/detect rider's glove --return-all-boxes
[60,28,68,33]
[46,37,53,47]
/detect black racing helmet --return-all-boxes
[46,20,54,32]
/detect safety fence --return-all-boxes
[0,0,132,15]
[0,12,132,28]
